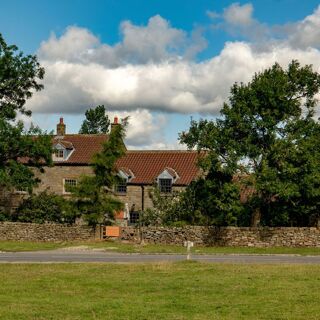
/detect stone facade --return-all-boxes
[0,221,98,242]
[116,185,185,211]
[0,166,94,211]
[35,165,94,195]
[0,163,186,217]
[120,226,320,247]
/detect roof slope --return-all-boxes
[116,150,201,185]
[53,134,108,164]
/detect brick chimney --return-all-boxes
[111,116,119,132]
[56,117,66,136]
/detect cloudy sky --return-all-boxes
[1,0,320,149]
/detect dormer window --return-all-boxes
[52,141,74,161]
[115,168,134,195]
[156,167,179,193]
[159,178,172,193]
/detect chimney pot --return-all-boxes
[114,116,118,124]
[60,117,64,124]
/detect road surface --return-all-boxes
[1,250,320,264]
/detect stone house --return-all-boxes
[115,149,201,223]
[1,118,201,223]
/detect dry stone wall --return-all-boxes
[120,226,320,247]
[0,222,97,242]
[0,222,319,247]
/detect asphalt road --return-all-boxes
[1,250,320,264]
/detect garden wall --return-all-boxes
[0,222,98,242]
[120,226,320,247]
[0,222,319,247]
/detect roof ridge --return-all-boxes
[54,134,109,137]
[126,150,196,153]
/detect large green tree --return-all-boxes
[72,119,128,225]
[79,105,110,134]
[180,61,320,227]
[0,34,52,211]
[0,34,44,120]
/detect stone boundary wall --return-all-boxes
[1,223,319,246]
[120,226,320,247]
[0,222,98,242]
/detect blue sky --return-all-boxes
[1,0,320,148]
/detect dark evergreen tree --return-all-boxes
[79,105,110,134]
[72,118,128,226]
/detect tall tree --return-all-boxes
[72,118,128,225]
[79,105,110,134]
[0,34,51,211]
[180,61,320,226]
[0,34,44,120]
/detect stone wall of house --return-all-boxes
[1,165,187,212]
[0,190,29,212]
[35,165,94,196]
[120,226,320,247]
[0,166,94,211]
[116,185,185,212]
[0,222,98,242]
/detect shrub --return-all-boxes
[15,191,78,224]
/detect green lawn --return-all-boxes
[0,262,319,319]
[1,240,320,255]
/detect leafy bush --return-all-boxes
[143,186,205,226]
[14,191,78,224]
[0,209,10,222]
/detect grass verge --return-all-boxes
[0,262,319,319]
[1,240,320,255]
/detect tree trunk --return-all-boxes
[251,208,261,227]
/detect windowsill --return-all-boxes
[115,192,127,196]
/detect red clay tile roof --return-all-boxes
[116,150,201,185]
[53,134,108,164]
[57,140,74,149]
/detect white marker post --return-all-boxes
[184,241,194,260]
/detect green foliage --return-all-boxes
[180,61,320,226]
[143,188,183,226]
[71,176,123,226]
[72,119,127,225]
[14,191,77,224]
[0,34,52,207]
[146,173,245,227]
[0,33,44,120]
[79,105,110,134]
[144,186,203,226]
[92,118,127,188]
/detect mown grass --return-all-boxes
[1,240,320,255]
[0,241,67,252]
[0,262,319,319]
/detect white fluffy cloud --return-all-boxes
[108,109,170,149]
[285,6,320,49]
[223,3,254,27]
[38,16,187,67]
[24,5,320,148]
[27,40,320,115]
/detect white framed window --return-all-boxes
[55,149,64,158]
[159,178,172,193]
[63,179,77,194]
[115,179,127,194]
